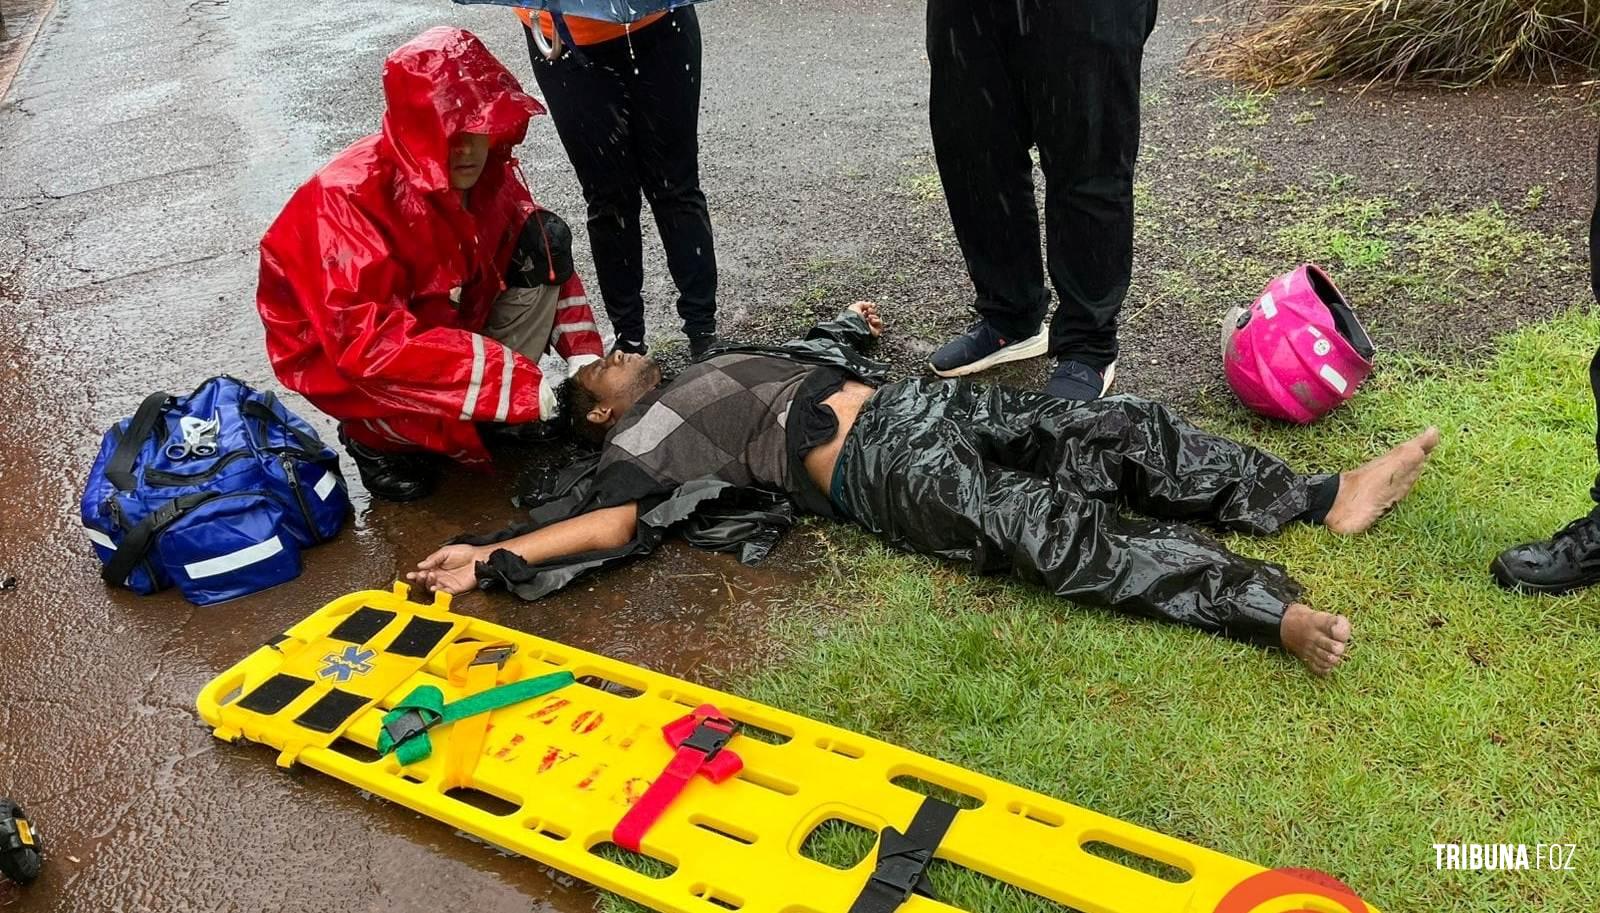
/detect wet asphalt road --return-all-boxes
[3,0,1596,909]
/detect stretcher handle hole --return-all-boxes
[691,816,757,846]
[690,885,743,910]
[799,818,876,870]
[329,738,382,764]
[1080,838,1193,884]
[1006,801,1063,828]
[725,717,790,746]
[576,673,646,699]
[524,819,570,842]
[590,842,677,879]
[816,737,864,759]
[888,773,985,811]
[735,768,799,796]
[210,669,247,707]
[442,786,521,817]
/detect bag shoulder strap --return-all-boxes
[239,396,326,458]
[105,391,173,491]
[101,491,219,586]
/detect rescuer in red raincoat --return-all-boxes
[256,27,604,502]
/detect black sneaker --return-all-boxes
[688,333,727,359]
[338,426,438,502]
[1492,516,1600,595]
[928,321,1048,378]
[1044,359,1117,401]
[612,337,648,356]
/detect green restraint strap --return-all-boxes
[377,670,575,765]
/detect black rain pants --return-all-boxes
[926,0,1158,369]
[832,380,1332,647]
[527,8,718,345]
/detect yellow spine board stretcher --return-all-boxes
[197,585,1374,913]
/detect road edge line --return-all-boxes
[0,0,63,104]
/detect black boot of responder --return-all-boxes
[1492,515,1600,595]
[337,426,438,503]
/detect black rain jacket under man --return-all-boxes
[466,310,889,600]
[468,309,1315,636]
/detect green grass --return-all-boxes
[1213,88,1275,127]
[1403,204,1561,288]
[1148,173,1578,332]
[602,311,1600,913]
[1276,194,1397,272]
[901,170,945,203]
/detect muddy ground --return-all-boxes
[0,0,1595,910]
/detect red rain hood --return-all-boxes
[255,28,604,466]
[380,27,546,192]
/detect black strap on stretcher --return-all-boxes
[848,797,960,913]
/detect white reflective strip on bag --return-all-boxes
[495,342,515,422]
[183,536,284,580]
[312,471,338,500]
[85,527,116,550]
[460,334,487,421]
[1320,364,1349,394]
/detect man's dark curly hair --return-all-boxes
[554,376,606,444]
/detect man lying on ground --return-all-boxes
[411,303,1438,676]
[256,27,603,502]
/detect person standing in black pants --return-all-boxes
[523,7,720,357]
[925,0,1159,401]
[1492,134,1600,594]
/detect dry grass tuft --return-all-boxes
[1197,0,1600,87]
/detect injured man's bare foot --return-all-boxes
[1324,427,1440,535]
[1281,603,1352,676]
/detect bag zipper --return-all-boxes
[144,450,250,487]
[102,496,159,584]
[279,454,323,544]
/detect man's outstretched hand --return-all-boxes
[848,300,884,337]
[406,543,484,595]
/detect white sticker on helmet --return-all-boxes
[1259,292,1277,318]
[1320,364,1349,394]
[1314,338,1332,356]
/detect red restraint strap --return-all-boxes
[613,704,743,852]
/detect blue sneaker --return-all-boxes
[928,321,1049,378]
[1044,359,1116,401]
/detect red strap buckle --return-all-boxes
[612,704,744,851]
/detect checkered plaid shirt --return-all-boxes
[595,353,815,502]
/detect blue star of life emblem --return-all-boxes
[319,645,376,682]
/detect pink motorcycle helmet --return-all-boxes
[1222,264,1375,424]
